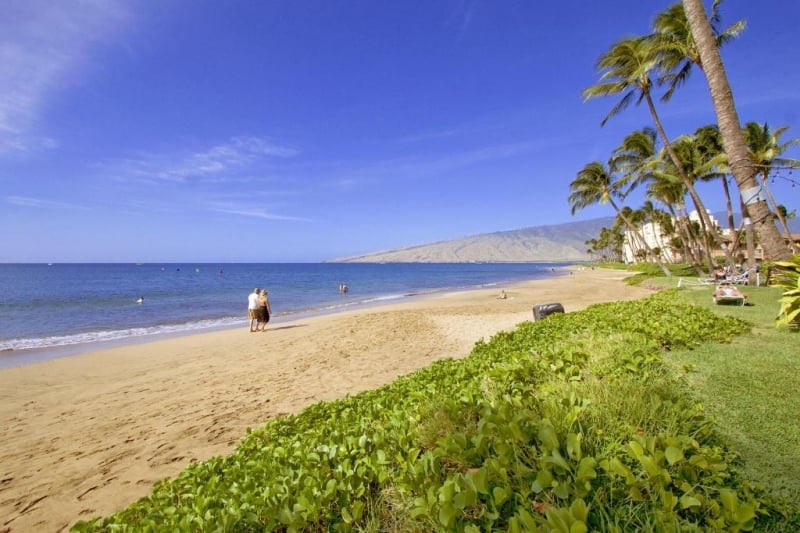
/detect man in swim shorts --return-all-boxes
[248,288,260,332]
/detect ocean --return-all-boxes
[0,262,571,367]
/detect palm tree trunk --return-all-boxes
[744,205,757,276]
[676,202,707,274]
[644,92,719,271]
[760,172,799,253]
[683,0,791,261]
[726,199,749,261]
[670,206,704,275]
[722,176,735,233]
[719,176,738,266]
[681,183,718,272]
[683,231,706,275]
[722,174,744,266]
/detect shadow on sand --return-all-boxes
[264,324,308,332]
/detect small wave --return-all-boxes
[288,293,410,315]
[0,316,246,352]
[0,294,413,352]
[359,293,408,303]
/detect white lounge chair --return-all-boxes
[730,271,749,285]
[712,281,746,306]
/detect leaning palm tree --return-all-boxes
[637,200,675,263]
[611,128,689,266]
[652,1,745,102]
[651,2,742,258]
[681,0,791,261]
[677,134,729,260]
[693,124,763,267]
[619,206,651,262]
[743,121,800,253]
[612,127,698,272]
[647,161,705,276]
[609,127,658,191]
[653,1,786,265]
[568,161,671,275]
[694,125,736,234]
[651,134,724,271]
[582,35,720,258]
[647,167,705,275]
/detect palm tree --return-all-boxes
[681,0,791,261]
[647,171,705,274]
[743,122,800,253]
[586,226,625,263]
[610,128,683,266]
[641,200,675,261]
[609,126,704,273]
[609,127,658,192]
[694,125,735,232]
[680,126,742,267]
[620,206,650,260]
[652,1,781,266]
[582,35,721,258]
[653,134,724,270]
[652,1,745,102]
[568,161,671,275]
[692,124,765,268]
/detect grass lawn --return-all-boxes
[654,276,800,506]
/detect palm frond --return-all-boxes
[582,81,627,101]
[660,61,692,102]
[600,90,635,127]
[717,19,746,46]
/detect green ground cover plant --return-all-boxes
[73,291,799,532]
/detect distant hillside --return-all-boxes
[331,217,615,263]
[331,210,799,264]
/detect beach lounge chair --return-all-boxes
[712,281,746,306]
[677,277,715,287]
[730,270,750,285]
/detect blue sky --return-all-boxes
[1,1,799,262]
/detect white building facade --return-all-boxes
[622,210,720,264]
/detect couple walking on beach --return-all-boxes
[248,288,272,332]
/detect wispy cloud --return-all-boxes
[368,138,551,181]
[0,1,131,155]
[206,205,313,222]
[103,136,299,183]
[446,0,479,40]
[4,195,88,210]
[396,128,463,144]
[298,137,553,197]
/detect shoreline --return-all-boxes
[0,267,650,532]
[0,273,557,369]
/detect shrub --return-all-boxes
[73,292,798,532]
[772,255,800,330]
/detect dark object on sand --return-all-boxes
[533,303,565,320]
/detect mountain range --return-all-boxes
[331,213,800,263]
[331,217,615,263]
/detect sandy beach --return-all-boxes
[0,268,652,532]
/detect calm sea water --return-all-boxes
[0,262,570,367]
